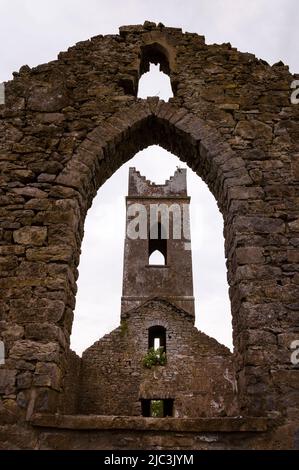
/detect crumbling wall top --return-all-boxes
[128,167,187,197]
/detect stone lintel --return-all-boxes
[31,414,271,433]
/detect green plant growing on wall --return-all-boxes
[151,400,164,417]
[142,347,166,369]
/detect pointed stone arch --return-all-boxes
[50,98,254,410]
[56,99,250,214]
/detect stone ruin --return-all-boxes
[78,167,238,418]
[0,21,298,449]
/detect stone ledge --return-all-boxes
[31,414,271,432]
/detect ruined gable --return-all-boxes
[0,21,298,449]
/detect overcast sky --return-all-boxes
[1,1,298,355]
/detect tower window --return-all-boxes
[148,249,165,265]
[148,325,166,353]
[148,222,167,264]
[141,399,173,417]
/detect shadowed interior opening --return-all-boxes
[148,325,166,353]
[141,399,174,417]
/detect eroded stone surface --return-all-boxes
[79,299,238,417]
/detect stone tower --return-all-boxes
[121,167,195,318]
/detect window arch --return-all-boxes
[137,42,175,100]
[148,249,166,265]
[139,42,171,76]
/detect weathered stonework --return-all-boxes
[79,298,238,417]
[121,167,195,316]
[0,21,299,449]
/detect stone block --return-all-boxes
[26,246,73,262]
[34,362,61,390]
[234,216,285,234]
[17,371,32,389]
[234,120,272,141]
[9,340,60,363]
[9,298,65,323]
[25,323,66,347]
[13,226,47,246]
[12,187,48,199]
[289,219,299,232]
[235,246,264,264]
[27,85,69,112]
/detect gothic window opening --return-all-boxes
[137,42,174,101]
[148,222,167,265]
[141,399,174,418]
[148,249,165,265]
[148,325,166,353]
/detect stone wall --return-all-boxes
[0,21,298,448]
[27,415,279,450]
[0,414,282,450]
[79,299,238,417]
[59,349,80,414]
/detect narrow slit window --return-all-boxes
[154,337,160,351]
[148,326,166,353]
[141,399,173,417]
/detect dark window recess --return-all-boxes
[118,76,136,96]
[164,399,173,417]
[141,399,151,417]
[141,399,174,417]
[139,43,170,76]
[148,222,167,264]
[148,325,166,353]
